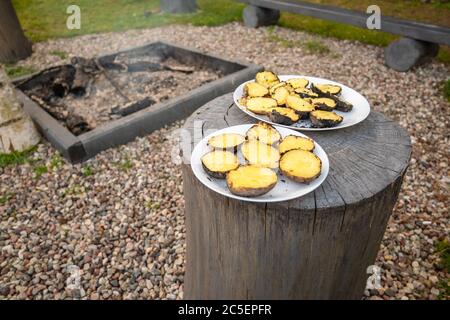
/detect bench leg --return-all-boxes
[243,5,280,28]
[384,37,439,72]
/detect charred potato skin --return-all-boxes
[310,83,342,98]
[226,167,277,197]
[226,179,277,197]
[312,98,336,112]
[310,111,343,128]
[279,151,322,183]
[268,109,297,125]
[202,162,228,179]
[333,98,353,112]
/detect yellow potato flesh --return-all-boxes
[241,140,280,169]
[208,133,245,149]
[227,166,277,189]
[279,136,314,154]
[280,149,321,181]
[246,124,281,145]
[201,151,239,173]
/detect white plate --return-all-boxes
[190,124,329,203]
[233,75,371,131]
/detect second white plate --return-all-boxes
[233,75,371,131]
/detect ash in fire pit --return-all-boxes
[17,54,220,135]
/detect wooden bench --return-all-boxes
[238,0,450,71]
[181,93,411,299]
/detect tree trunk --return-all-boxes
[0,67,40,153]
[0,0,32,63]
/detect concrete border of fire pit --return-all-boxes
[14,41,262,163]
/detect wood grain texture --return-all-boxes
[182,93,411,299]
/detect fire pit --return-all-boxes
[14,41,261,163]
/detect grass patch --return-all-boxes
[64,184,84,196]
[50,153,64,169]
[443,79,450,103]
[12,0,450,64]
[0,193,14,205]
[81,165,93,177]
[435,240,450,273]
[33,165,48,178]
[3,64,36,79]
[145,201,160,210]
[267,28,332,56]
[0,146,37,168]
[303,40,331,55]
[50,50,68,59]
[116,156,133,171]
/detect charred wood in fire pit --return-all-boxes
[126,61,194,74]
[110,97,155,117]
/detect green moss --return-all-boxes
[0,192,13,205]
[443,79,450,103]
[303,40,331,55]
[435,240,450,273]
[33,165,48,178]
[0,145,37,168]
[4,64,36,79]
[116,156,133,171]
[50,50,68,59]
[50,153,64,169]
[81,165,93,177]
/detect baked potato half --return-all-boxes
[246,122,281,145]
[241,140,280,169]
[310,110,343,128]
[286,95,315,118]
[244,82,269,98]
[286,78,309,89]
[279,149,322,183]
[201,150,240,179]
[294,87,319,99]
[268,107,300,125]
[271,86,290,105]
[245,97,278,115]
[255,71,280,88]
[311,83,342,97]
[279,135,315,154]
[226,165,277,197]
[207,133,245,151]
[311,97,337,111]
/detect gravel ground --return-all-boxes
[1,23,449,300]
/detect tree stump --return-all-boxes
[181,93,411,299]
[0,0,32,63]
[160,0,197,14]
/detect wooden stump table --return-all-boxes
[181,93,411,300]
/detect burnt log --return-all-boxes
[110,97,155,117]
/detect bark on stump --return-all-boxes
[160,0,197,14]
[0,0,32,63]
[384,37,439,72]
[243,5,280,28]
[181,93,411,300]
